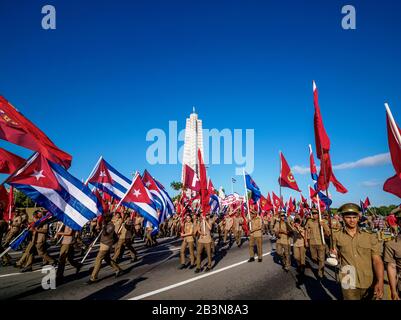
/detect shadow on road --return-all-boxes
[82,277,147,300]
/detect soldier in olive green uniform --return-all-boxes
[179,214,195,269]
[274,212,292,271]
[233,210,243,247]
[292,217,306,274]
[331,203,384,300]
[223,213,234,244]
[87,213,123,284]
[305,209,330,279]
[3,211,22,246]
[248,211,263,262]
[56,224,82,282]
[195,213,213,273]
[112,214,137,263]
[23,211,55,272]
[383,207,401,300]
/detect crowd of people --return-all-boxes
[0,202,400,300]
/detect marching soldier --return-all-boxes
[292,217,306,275]
[3,209,22,246]
[179,214,195,269]
[145,222,156,247]
[383,207,401,300]
[21,210,56,272]
[195,213,213,273]
[87,213,123,284]
[262,213,268,235]
[112,214,137,263]
[223,212,234,245]
[55,224,82,283]
[248,210,263,262]
[0,206,11,266]
[331,203,384,300]
[274,212,292,271]
[233,210,243,247]
[134,213,143,238]
[305,208,330,279]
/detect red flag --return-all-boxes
[260,195,268,211]
[312,81,347,193]
[207,178,217,195]
[272,192,283,210]
[313,81,330,159]
[279,152,301,192]
[0,96,72,168]
[364,197,371,208]
[0,148,25,174]
[383,104,401,198]
[240,201,249,236]
[6,153,60,190]
[0,185,9,219]
[183,164,200,192]
[198,149,210,216]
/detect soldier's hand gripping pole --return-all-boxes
[80,230,103,264]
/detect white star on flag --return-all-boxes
[31,169,45,181]
[133,189,141,197]
[99,170,107,177]
[145,181,151,187]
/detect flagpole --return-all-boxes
[231,178,234,195]
[316,193,326,245]
[279,151,282,201]
[242,169,252,230]
[385,103,401,145]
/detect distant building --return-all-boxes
[181,107,204,182]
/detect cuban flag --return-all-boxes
[142,170,167,223]
[86,156,131,200]
[118,173,159,232]
[154,179,175,220]
[309,144,332,208]
[7,153,103,231]
[244,171,261,202]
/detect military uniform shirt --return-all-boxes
[333,228,381,289]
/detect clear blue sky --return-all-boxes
[1,0,401,207]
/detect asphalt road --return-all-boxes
[0,234,348,300]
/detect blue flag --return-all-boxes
[245,172,261,202]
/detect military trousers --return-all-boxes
[309,244,326,277]
[293,246,306,266]
[276,243,291,268]
[112,238,137,261]
[342,287,373,300]
[234,230,242,246]
[249,235,263,259]
[3,228,20,246]
[25,242,54,268]
[17,241,34,267]
[223,229,233,243]
[196,241,212,269]
[180,239,195,265]
[57,244,80,278]
[90,248,122,281]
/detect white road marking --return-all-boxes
[0,270,42,278]
[128,250,274,300]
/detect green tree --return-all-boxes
[170,181,183,191]
[14,190,35,208]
